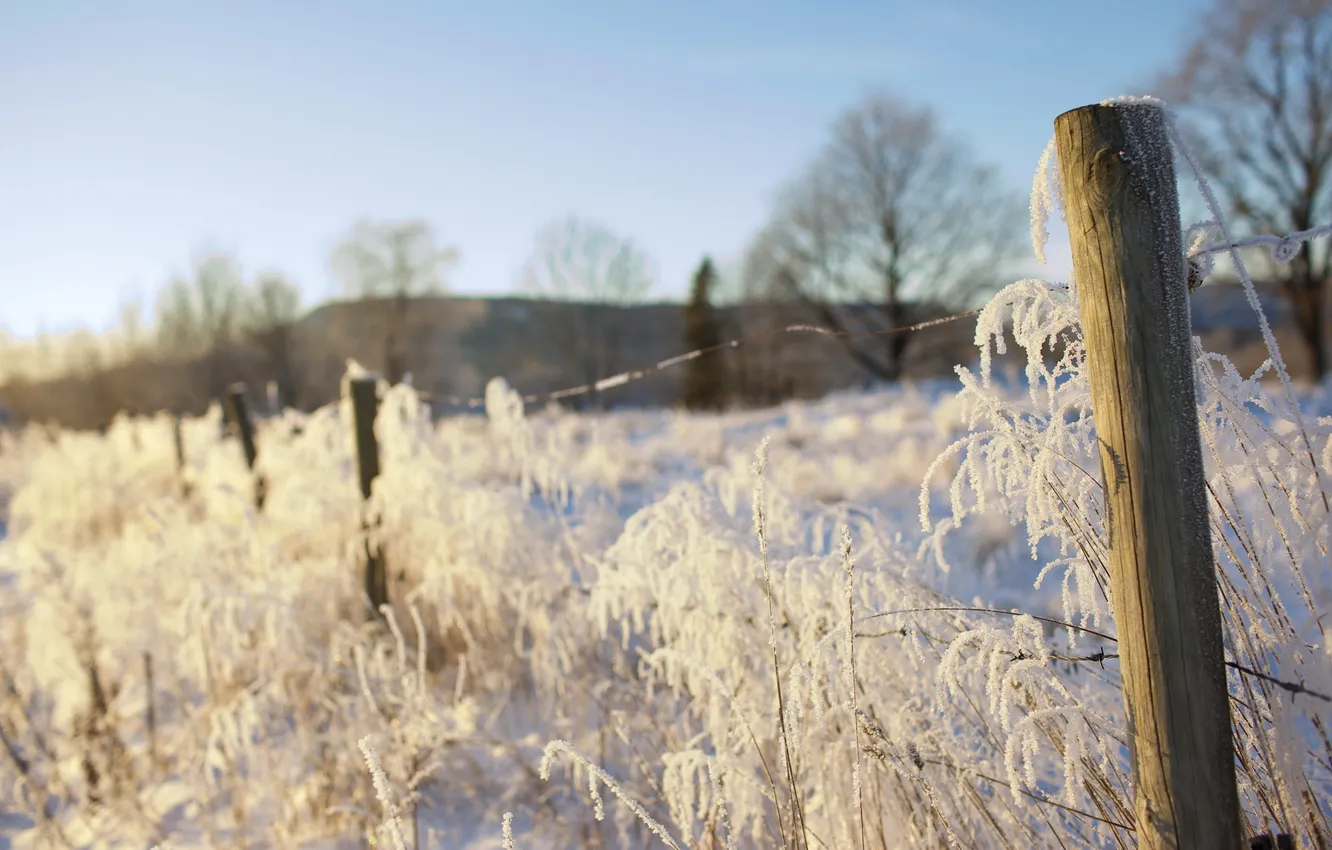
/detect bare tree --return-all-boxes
[519,215,656,409]
[154,253,248,398]
[330,219,459,384]
[1157,0,1332,378]
[244,271,302,408]
[114,296,145,363]
[747,91,1025,381]
[725,238,799,405]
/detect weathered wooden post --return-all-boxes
[350,377,388,617]
[223,384,265,510]
[224,385,257,469]
[1054,102,1241,848]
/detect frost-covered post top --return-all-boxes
[1053,101,1241,850]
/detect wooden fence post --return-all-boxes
[1054,102,1241,848]
[172,410,190,498]
[223,384,265,510]
[172,411,185,471]
[350,377,388,617]
[224,385,257,469]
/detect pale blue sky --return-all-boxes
[0,0,1209,339]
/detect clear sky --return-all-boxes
[0,0,1210,340]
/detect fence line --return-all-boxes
[412,308,986,411]
[186,126,1330,844]
[217,213,1332,423]
[408,215,1332,415]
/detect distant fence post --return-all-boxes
[223,383,265,510]
[172,410,190,498]
[350,377,388,618]
[1054,102,1241,848]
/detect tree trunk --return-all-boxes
[385,294,409,385]
[883,299,909,382]
[1295,294,1327,381]
[881,215,908,382]
[1285,255,1327,381]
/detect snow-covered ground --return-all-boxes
[1,278,1329,847]
[0,376,1035,847]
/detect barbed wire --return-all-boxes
[858,606,1332,702]
[412,307,984,410]
[1192,222,1332,265]
[1020,651,1330,703]
[856,605,1119,642]
[1224,660,1332,703]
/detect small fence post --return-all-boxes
[1054,102,1241,848]
[172,410,190,498]
[350,377,388,618]
[223,384,265,510]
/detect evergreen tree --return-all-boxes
[682,257,728,411]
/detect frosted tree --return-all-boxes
[330,219,459,385]
[154,252,249,399]
[732,230,805,406]
[519,214,656,410]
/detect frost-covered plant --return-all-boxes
[580,427,1128,847]
[919,99,1332,843]
[544,102,1332,848]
